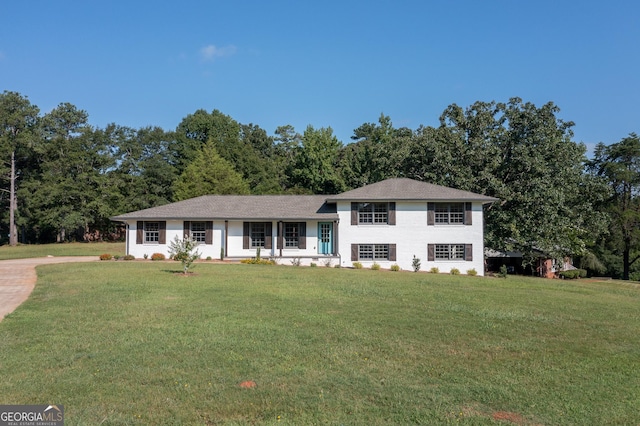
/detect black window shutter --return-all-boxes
[427,203,435,225]
[158,221,166,244]
[351,244,358,261]
[183,221,190,239]
[428,244,435,261]
[265,222,272,249]
[465,244,473,261]
[388,202,396,225]
[389,244,397,261]
[243,222,250,249]
[205,221,213,244]
[465,203,472,225]
[298,222,306,249]
[136,221,143,244]
[351,203,358,225]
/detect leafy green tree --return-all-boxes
[20,103,112,242]
[173,141,250,200]
[588,134,640,280]
[175,109,281,193]
[288,125,345,194]
[0,91,39,245]
[340,114,413,189]
[110,125,177,212]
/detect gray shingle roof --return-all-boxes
[326,178,499,202]
[111,178,498,221]
[111,195,337,221]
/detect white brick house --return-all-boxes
[111,178,497,275]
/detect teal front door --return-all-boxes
[318,222,333,254]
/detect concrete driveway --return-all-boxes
[0,256,98,321]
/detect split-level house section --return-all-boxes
[110,178,497,275]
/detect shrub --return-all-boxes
[497,264,508,278]
[560,269,587,279]
[390,264,400,272]
[450,268,460,275]
[429,267,439,274]
[353,262,363,269]
[168,236,201,274]
[123,254,135,261]
[206,256,212,261]
[290,258,301,267]
[467,268,478,276]
[323,258,333,268]
[113,254,121,260]
[310,262,317,268]
[99,253,112,261]
[334,264,341,268]
[143,254,149,260]
[371,262,381,271]
[240,258,275,265]
[412,255,421,272]
[151,253,165,261]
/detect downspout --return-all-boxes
[334,218,341,266]
[224,220,228,258]
[278,221,283,258]
[125,222,130,255]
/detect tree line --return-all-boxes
[1,91,638,279]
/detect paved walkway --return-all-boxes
[0,256,98,321]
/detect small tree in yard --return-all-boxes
[168,236,201,275]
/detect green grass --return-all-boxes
[0,242,126,260]
[1,264,639,425]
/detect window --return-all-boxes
[435,203,464,224]
[144,222,159,243]
[428,202,472,225]
[357,202,387,224]
[190,222,206,243]
[358,244,389,260]
[184,221,212,244]
[284,223,300,248]
[136,221,166,245]
[251,223,266,248]
[428,244,472,261]
[243,222,272,250]
[352,202,396,225]
[351,244,396,261]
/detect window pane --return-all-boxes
[358,203,373,224]
[435,244,449,259]
[451,244,465,259]
[373,203,388,223]
[358,244,373,259]
[374,244,389,260]
[144,222,159,243]
[284,223,299,248]
[449,204,464,224]
[191,221,206,242]
[251,223,266,248]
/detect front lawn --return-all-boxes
[0,263,638,425]
[0,242,126,260]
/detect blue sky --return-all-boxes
[1,1,638,153]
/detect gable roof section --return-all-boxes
[111,195,337,221]
[326,178,499,203]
